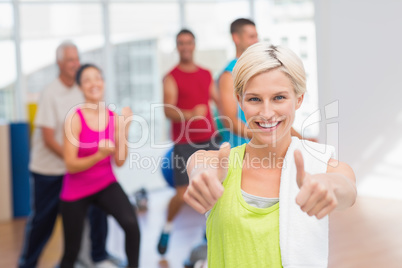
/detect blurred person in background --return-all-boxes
[158,29,220,255]
[60,64,140,268]
[19,41,117,268]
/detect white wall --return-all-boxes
[314,0,402,199]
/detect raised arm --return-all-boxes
[184,143,231,214]
[218,72,251,139]
[64,112,114,174]
[294,150,357,219]
[325,159,357,209]
[114,107,133,167]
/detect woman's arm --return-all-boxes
[64,112,114,174]
[209,74,219,107]
[325,159,357,209]
[114,107,132,167]
[164,75,207,122]
[294,150,357,219]
[219,72,250,139]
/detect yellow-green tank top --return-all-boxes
[206,144,282,267]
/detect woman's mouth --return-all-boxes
[89,87,100,94]
[255,121,281,132]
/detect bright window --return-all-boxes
[0,3,15,121]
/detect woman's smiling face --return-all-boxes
[239,68,304,145]
[79,67,104,102]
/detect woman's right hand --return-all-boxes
[184,143,231,214]
[97,139,115,157]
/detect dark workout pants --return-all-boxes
[60,182,140,268]
[18,172,109,268]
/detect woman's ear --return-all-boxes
[296,94,304,110]
[236,94,243,107]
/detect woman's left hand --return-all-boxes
[121,106,133,119]
[294,150,338,219]
[119,106,134,129]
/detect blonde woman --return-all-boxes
[184,43,357,267]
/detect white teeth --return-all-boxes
[258,122,279,128]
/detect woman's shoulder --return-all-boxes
[65,108,81,126]
[64,109,82,140]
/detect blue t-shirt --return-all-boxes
[217,59,249,147]
[223,58,237,73]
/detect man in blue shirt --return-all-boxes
[218,18,258,147]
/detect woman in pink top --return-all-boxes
[60,64,140,268]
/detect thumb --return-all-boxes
[294,150,305,188]
[122,106,133,116]
[217,142,231,181]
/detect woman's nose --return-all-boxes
[259,101,275,119]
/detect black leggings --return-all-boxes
[60,183,140,268]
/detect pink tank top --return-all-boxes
[60,108,117,201]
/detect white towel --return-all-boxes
[279,137,336,268]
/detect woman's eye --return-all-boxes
[249,97,260,102]
[274,96,285,100]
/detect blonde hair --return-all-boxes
[233,42,306,98]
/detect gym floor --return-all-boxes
[1,188,401,268]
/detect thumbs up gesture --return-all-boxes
[294,150,338,219]
[120,106,134,129]
[184,142,231,214]
[121,106,133,119]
